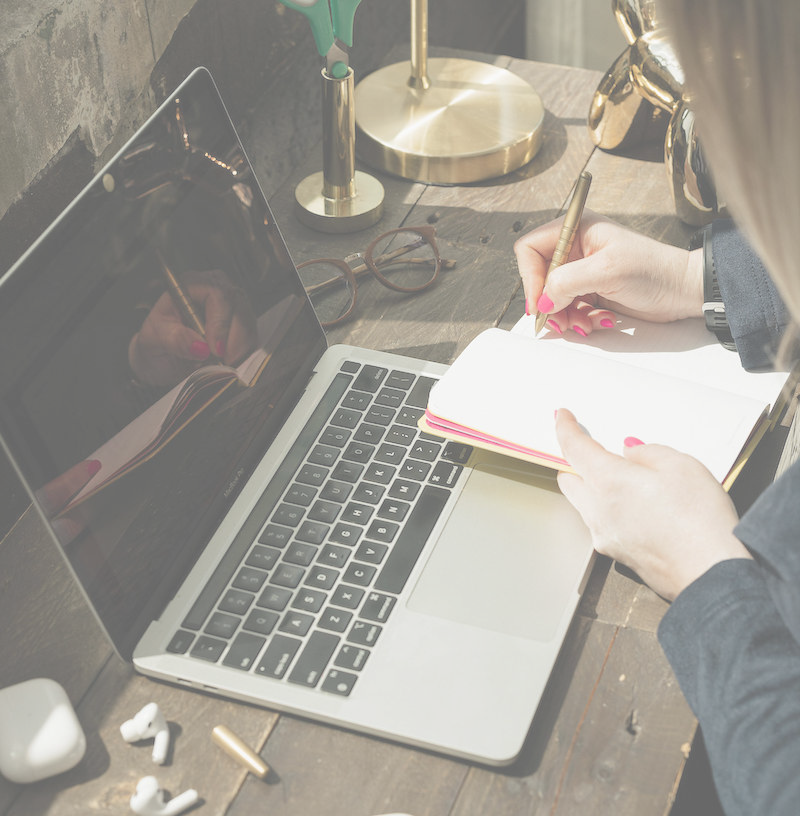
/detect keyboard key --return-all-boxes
[352,482,385,504]
[340,501,374,525]
[272,503,304,527]
[399,460,431,481]
[318,543,351,568]
[347,620,382,646]
[340,360,360,373]
[255,634,301,679]
[405,375,437,408]
[280,610,315,636]
[354,541,388,564]
[308,499,341,524]
[246,545,281,570]
[385,425,415,446]
[285,483,317,506]
[219,589,255,615]
[322,669,358,696]
[243,609,279,635]
[295,520,329,545]
[232,566,268,592]
[374,387,405,408]
[288,632,340,687]
[410,439,442,461]
[329,522,362,546]
[335,644,370,671]
[331,460,364,483]
[331,584,364,609]
[386,370,415,390]
[320,480,353,502]
[429,461,463,488]
[222,632,265,671]
[352,364,387,393]
[395,406,424,427]
[374,443,406,465]
[342,441,375,463]
[296,464,328,486]
[284,542,318,566]
[318,607,353,632]
[365,405,395,426]
[363,462,395,485]
[331,408,361,429]
[360,591,396,623]
[353,423,385,444]
[291,588,327,613]
[442,442,473,464]
[387,478,420,501]
[205,612,240,638]
[271,564,305,588]
[259,523,293,548]
[342,562,377,586]
[320,426,351,447]
[191,635,227,662]
[365,519,399,543]
[342,390,371,411]
[377,498,411,522]
[308,445,339,467]
[167,630,195,654]
[305,566,339,591]
[256,586,292,611]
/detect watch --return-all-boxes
[690,224,736,351]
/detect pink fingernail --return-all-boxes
[537,293,554,313]
[573,326,587,337]
[191,340,210,359]
[525,298,531,316]
[87,459,102,477]
[600,318,614,328]
[547,319,563,334]
[624,437,645,447]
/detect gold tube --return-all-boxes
[322,68,357,201]
[211,725,270,779]
[409,0,430,90]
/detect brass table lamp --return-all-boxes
[354,0,545,184]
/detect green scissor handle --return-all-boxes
[330,0,362,48]
[279,0,334,57]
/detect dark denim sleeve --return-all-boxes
[711,219,790,370]
[658,558,800,816]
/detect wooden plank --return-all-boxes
[7,656,280,816]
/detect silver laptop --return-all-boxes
[0,67,593,765]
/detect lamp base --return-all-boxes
[295,170,385,233]
[355,58,545,184]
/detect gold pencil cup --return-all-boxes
[295,68,385,233]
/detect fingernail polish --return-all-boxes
[624,437,645,447]
[87,459,102,477]
[537,293,554,313]
[600,318,614,328]
[547,319,562,334]
[191,340,210,359]
[573,326,587,337]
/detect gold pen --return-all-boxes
[534,170,592,333]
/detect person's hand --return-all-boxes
[514,210,704,336]
[36,458,101,545]
[554,408,748,601]
[129,269,257,387]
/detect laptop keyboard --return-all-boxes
[168,361,472,697]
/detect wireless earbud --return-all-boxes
[120,702,171,765]
[129,776,199,816]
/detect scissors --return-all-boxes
[279,0,362,79]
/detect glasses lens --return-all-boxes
[297,261,354,326]
[368,229,439,292]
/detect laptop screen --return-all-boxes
[0,68,326,659]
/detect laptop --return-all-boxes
[0,67,593,766]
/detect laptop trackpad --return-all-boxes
[407,462,592,641]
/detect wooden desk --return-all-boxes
[1,56,710,816]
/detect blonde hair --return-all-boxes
[662,0,800,360]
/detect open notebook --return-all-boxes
[422,315,792,486]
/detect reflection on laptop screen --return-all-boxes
[0,69,325,658]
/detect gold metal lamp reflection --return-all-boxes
[353,0,545,184]
[588,0,723,225]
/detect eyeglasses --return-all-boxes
[297,226,455,327]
